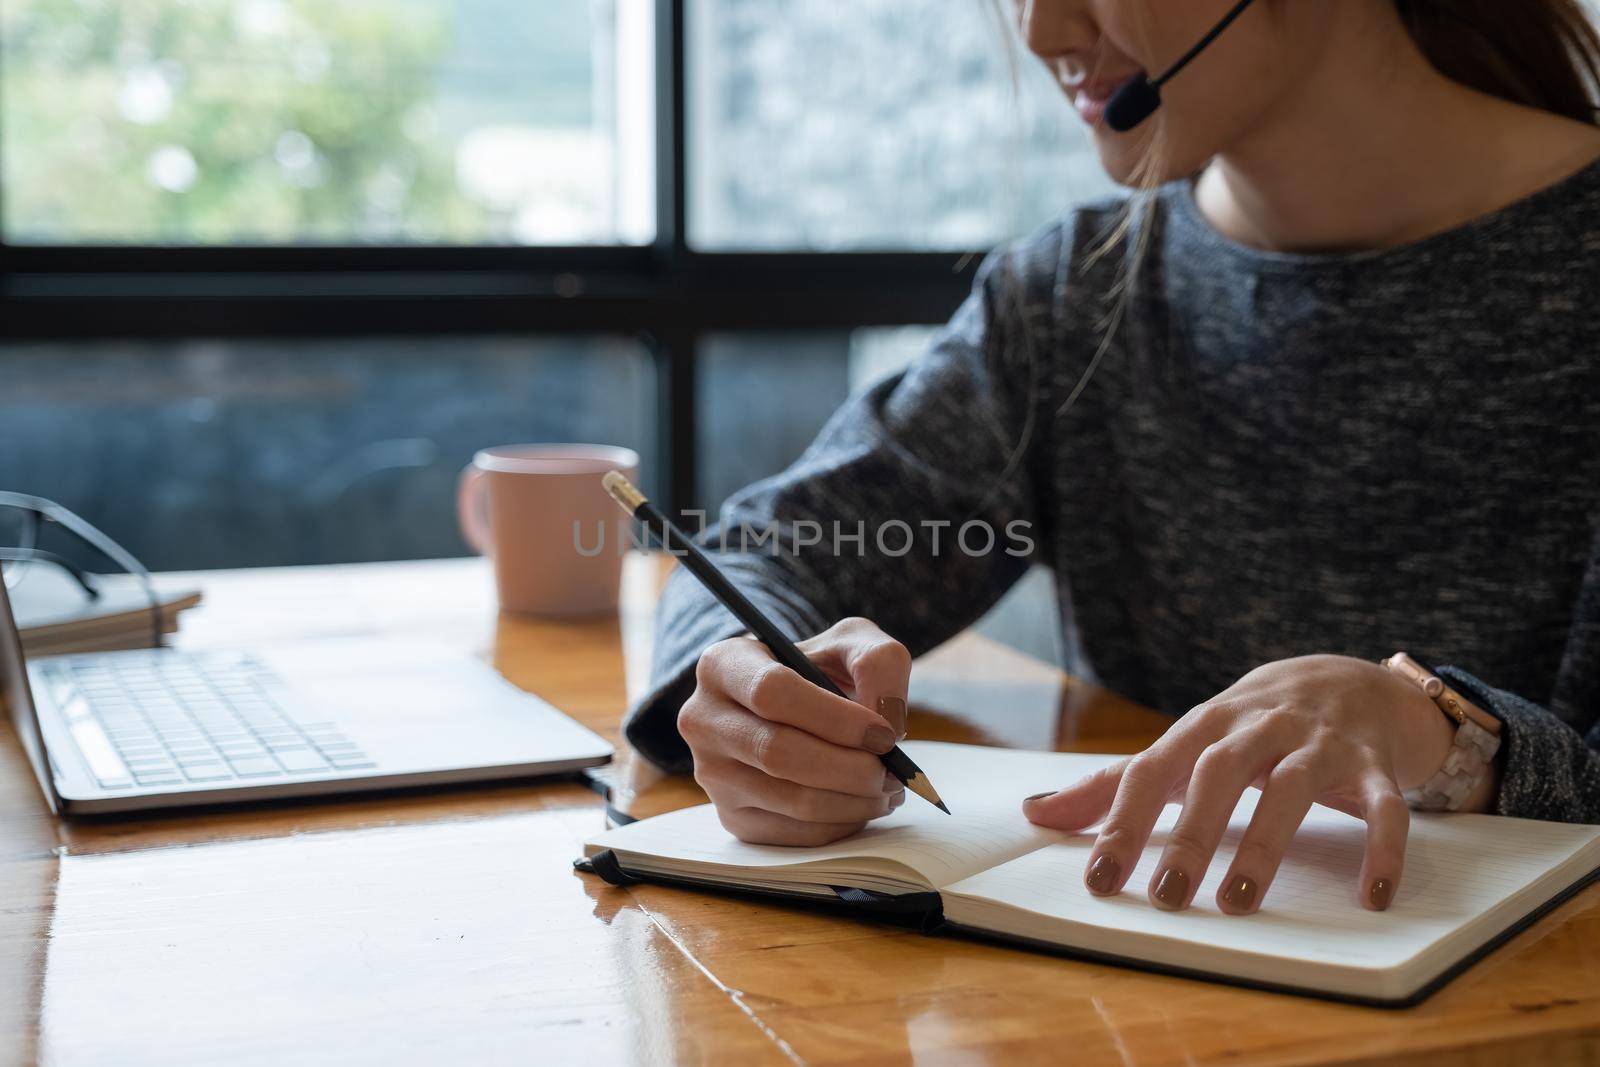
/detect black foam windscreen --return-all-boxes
[1105,74,1162,133]
[1101,0,1259,134]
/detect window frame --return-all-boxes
[0,0,979,514]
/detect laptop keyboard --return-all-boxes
[38,650,375,791]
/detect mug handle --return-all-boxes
[456,465,493,556]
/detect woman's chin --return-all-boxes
[1090,139,1152,188]
[1089,130,1198,190]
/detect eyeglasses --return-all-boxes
[0,491,162,649]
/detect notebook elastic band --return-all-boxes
[582,849,641,887]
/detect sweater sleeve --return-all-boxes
[1436,527,1600,823]
[623,225,1068,773]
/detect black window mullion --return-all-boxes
[656,0,689,266]
[647,327,699,519]
[655,0,697,516]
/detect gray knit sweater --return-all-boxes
[628,162,1600,825]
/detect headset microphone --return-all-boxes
[1104,0,1260,133]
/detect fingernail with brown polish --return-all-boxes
[1369,878,1394,910]
[1024,790,1057,803]
[862,724,896,754]
[1153,867,1191,910]
[876,696,907,736]
[1085,854,1121,895]
[1221,875,1258,913]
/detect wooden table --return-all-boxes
[3,557,1599,1066]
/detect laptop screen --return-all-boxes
[0,577,60,814]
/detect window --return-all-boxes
[687,0,1111,250]
[0,0,1102,570]
[0,337,657,569]
[696,327,935,509]
[0,0,654,245]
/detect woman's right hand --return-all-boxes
[679,617,912,846]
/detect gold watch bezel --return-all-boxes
[1382,652,1502,737]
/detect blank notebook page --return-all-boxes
[944,790,1600,970]
[588,742,1123,889]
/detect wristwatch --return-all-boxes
[1381,652,1502,811]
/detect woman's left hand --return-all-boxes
[1022,654,1492,914]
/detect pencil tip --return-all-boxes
[904,773,950,814]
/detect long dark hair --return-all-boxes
[1396,0,1600,124]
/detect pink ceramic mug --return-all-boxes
[457,444,640,617]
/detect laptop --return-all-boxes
[0,576,613,815]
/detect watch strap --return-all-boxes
[1402,716,1501,812]
[1383,652,1503,812]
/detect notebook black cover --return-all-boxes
[578,849,1600,1008]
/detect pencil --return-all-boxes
[601,471,949,814]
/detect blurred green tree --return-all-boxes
[0,0,490,242]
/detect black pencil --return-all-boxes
[601,471,949,814]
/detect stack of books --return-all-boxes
[7,568,201,656]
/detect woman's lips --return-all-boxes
[1069,73,1144,128]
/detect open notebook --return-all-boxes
[582,741,1600,1006]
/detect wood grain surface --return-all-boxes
[2,556,1597,1066]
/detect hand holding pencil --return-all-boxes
[602,472,948,847]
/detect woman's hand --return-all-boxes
[1023,654,1479,914]
[679,618,911,846]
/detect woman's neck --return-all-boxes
[1192,6,1600,254]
